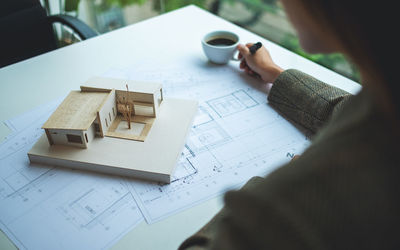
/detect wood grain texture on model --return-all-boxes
[28,77,198,183]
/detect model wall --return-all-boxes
[47,129,86,148]
[86,123,97,144]
[98,89,117,134]
[116,90,153,103]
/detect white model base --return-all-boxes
[28,98,198,183]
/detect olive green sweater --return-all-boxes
[179,69,400,250]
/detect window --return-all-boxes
[105,118,108,127]
[44,0,359,82]
[109,112,112,121]
[66,134,83,144]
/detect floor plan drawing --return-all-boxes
[170,154,198,183]
[186,115,231,153]
[0,106,143,250]
[120,56,310,223]
[127,99,309,223]
[206,90,258,118]
[1,54,312,248]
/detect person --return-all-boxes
[179,0,400,249]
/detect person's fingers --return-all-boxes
[238,53,243,60]
[237,44,251,58]
[245,43,253,48]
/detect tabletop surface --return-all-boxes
[0,5,361,250]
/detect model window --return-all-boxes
[66,134,83,144]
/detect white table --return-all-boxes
[0,5,360,250]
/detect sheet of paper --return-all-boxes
[2,96,64,134]
[105,56,311,223]
[0,54,311,249]
[0,104,143,250]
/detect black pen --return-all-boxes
[249,42,262,55]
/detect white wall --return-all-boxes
[153,89,163,117]
[85,122,97,145]
[98,89,117,134]
[133,105,154,117]
[48,129,86,149]
[116,90,154,103]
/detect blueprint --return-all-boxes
[0,101,143,250]
[105,56,311,223]
[0,55,310,249]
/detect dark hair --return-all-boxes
[297,0,398,115]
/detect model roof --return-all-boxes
[42,90,110,130]
[82,76,162,94]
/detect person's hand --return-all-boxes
[237,43,284,83]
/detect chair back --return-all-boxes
[0,0,57,67]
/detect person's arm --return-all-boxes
[237,43,352,134]
[178,177,265,250]
[268,69,352,134]
[179,160,328,250]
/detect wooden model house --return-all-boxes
[28,76,198,183]
[42,81,163,148]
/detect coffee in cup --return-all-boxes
[201,31,240,64]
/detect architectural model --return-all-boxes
[42,81,162,148]
[28,77,198,183]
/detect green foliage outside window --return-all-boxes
[63,0,360,82]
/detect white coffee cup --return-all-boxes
[201,30,240,64]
